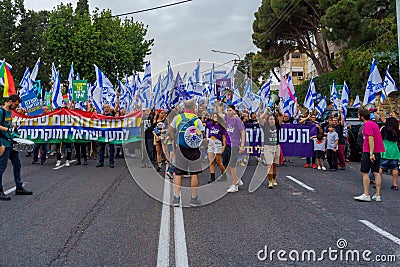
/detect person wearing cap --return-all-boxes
[0,94,33,201]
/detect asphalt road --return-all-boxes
[1,153,399,266]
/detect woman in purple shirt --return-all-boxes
[206,113,226,183]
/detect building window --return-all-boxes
[292,52,301,58]
[292,72,304,77]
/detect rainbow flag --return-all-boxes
[0,60,16,98]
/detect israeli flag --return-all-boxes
[363,58,383,106]
[51,63,57,83]
[141,61,152,93]
[341,81,350,120]
[30,57,41,81]
[67,63,74,102]
[94,64,114,89]
[19,69,35,98]
[187,59,202,96]
[51,72,63,109]
[231,86,242,106]
[316,97,327,118]
[381,65,397,103]
[258,76,271,100]
[303,78,315,111]
[242,81,253,110]
[90,82,103,113]
[352,95,361,108]
[19,67,31,88]
[330,80,339,110]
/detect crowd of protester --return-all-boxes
[1,94,399,205]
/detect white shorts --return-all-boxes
[264,145,280,165]
[207,139,223,154]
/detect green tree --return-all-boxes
[253,0,336,76]
[44,4,154,83]
[0,0,24,65]
[14,10,50,86]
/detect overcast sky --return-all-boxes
[24,0,261,77]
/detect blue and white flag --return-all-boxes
[19,67,31,88]
[187,59,202,97]
[30,57,40,81]
[222,65,234,80]
[352,95,361,108]
[90,82,103,113]
[381,65,398,103]
[51,72,63,109]
[341,81,350,120]
[303,78,315,111]
[67,63,74,102]
[363,58,383,106]
[141,61,152,93]
[316,97,327,118]
[330,80,339,110]
[231,86,242,107]
[94,64,114,89]
[51,63,57,83]
[242,80,253,110]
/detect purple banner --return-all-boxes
[244,123,262,156]
[279,124,318,157]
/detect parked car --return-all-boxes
[318,107,362,161]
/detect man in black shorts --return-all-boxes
[168,100,205,207]
[354,109,385,202]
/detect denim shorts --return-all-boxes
[380,159,399,171]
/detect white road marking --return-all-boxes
[157,178,170,267]
[53,160,77,170]
[286,175,315,191]
[359,220,400,245]
[174,201,189,267]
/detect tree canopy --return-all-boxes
[0,0,153,90]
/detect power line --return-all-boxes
[95,0,194,20]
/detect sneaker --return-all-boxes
[239,162,246,167]
[391,185,399,191]
[312,164,317,169]
[272,179,278,186]
[227,185,238,193]
[55,160,61,167]
[173,196,180,207]
[15,187,33,195]
[304,164,310,168]
[109,163,115,168]
[321,166,326,171]
[65,160,70,167]
[372,195,382,202]
[317,166,321,170]
[96,163,104,167]
[32,161,38,165]
[238,179,244,186]
[0,191,11,201]
[166,172,174,179]
[156,167,162,172]
[353,194,371,202]
[268,181,273,189]
[190,196,201,206]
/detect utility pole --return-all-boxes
[397,0,400,81]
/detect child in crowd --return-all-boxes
[326,124,339,171]
[310,133,327,170]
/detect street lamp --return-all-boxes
[211,49,241,65]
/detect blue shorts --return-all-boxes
[380,159,399,171]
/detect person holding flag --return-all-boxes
[0,94,33,201]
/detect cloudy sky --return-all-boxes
[24,0,261,77]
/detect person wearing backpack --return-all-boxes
[0,94,33,201]
[168,100,205,207]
